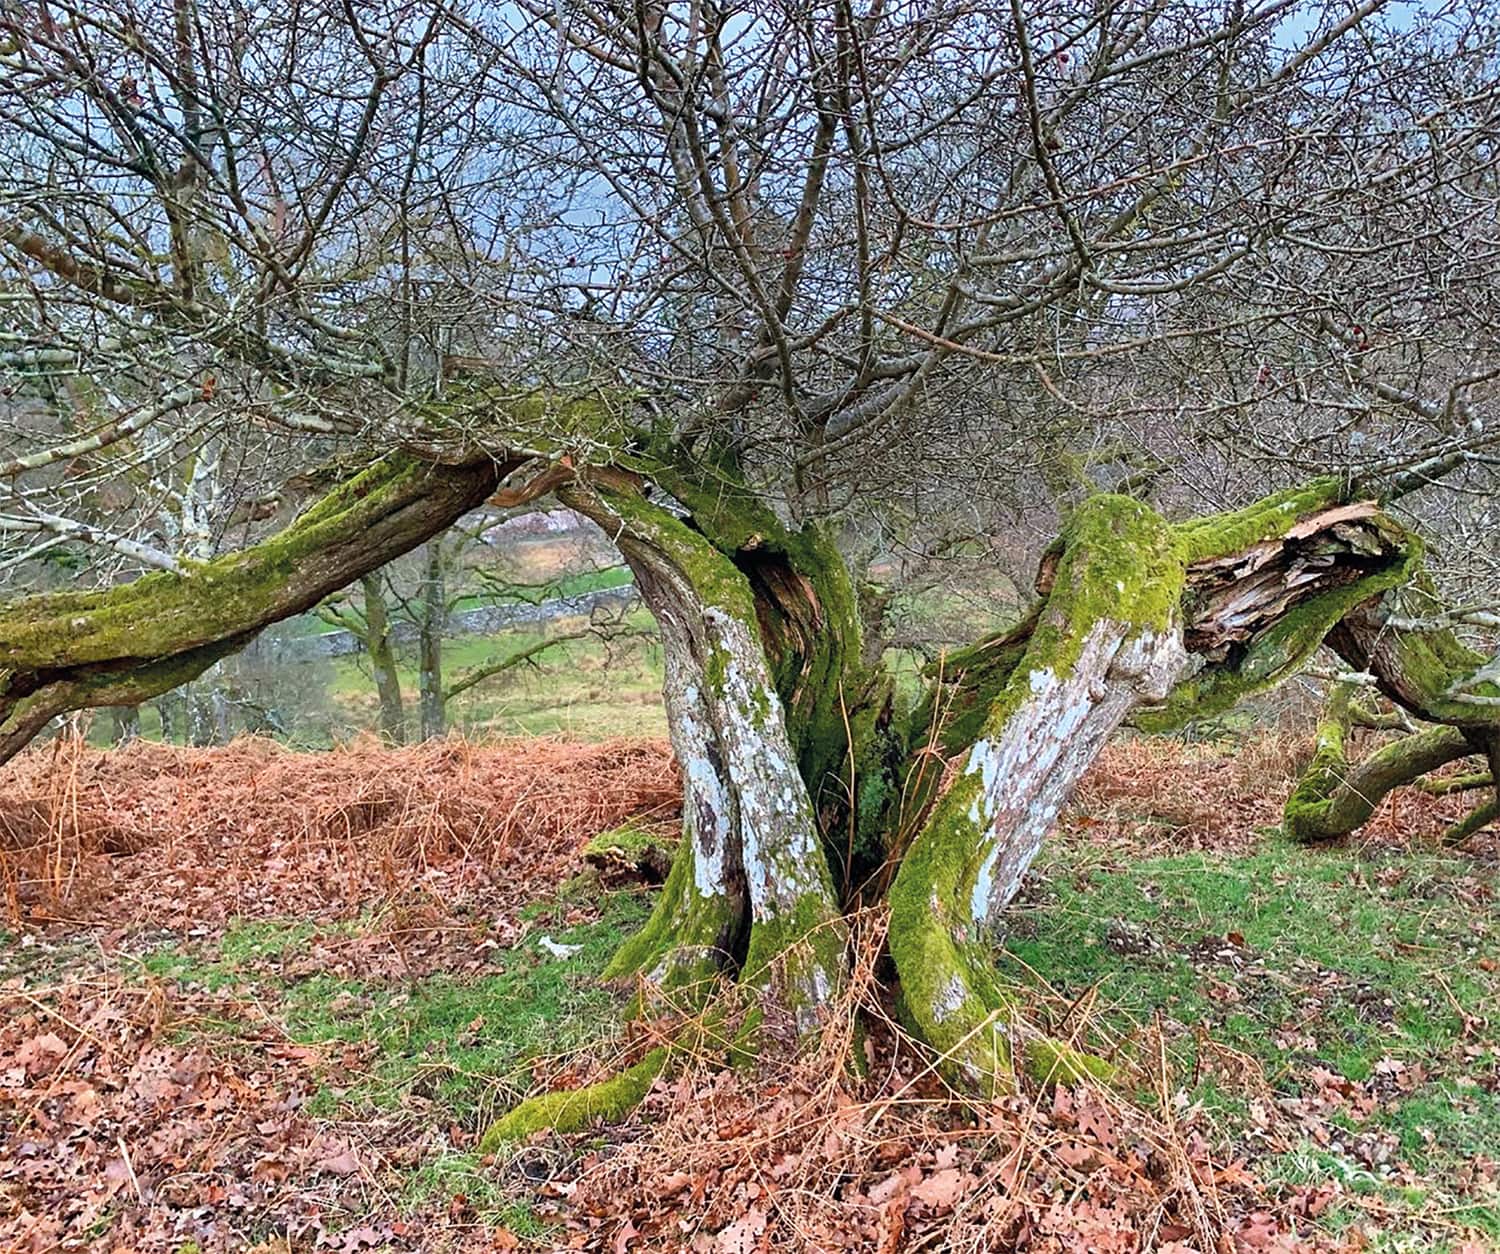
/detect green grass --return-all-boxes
[1000,833,1500,1241]
[327,612,666,740]
[141,887,653,1135]
[403,1152,549,1231]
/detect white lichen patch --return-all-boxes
[661,656,734,901]
[932,974,968,1023]
[961,620,1187,928]
[702,606,828,920]
[620,534,846,1035]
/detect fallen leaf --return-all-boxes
[908,1168,965,1212]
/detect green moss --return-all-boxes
[593,480,759,626]
[911,608,1039,755]
[1174,477,1345,563]
[985,495,1183,731]
[741,889,846,1001]
[0,456,454,670]
[1,634,246,743]
[602,835,739,997]
[889,494,1190,1093]
[887,768,1016,1090]
[1023,1036,1115,1086]
[1373,566,1500,721]
[583,821,672,864]
[477,1047,667,1150]
[1283,685,1353,842]
[704,642,731,698]
[1286,717,1474,844]
[1443,796,1499,846]
[634,454,891,880]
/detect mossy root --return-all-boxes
[478,1047,668,1151]
[1022,1036,1115,1087]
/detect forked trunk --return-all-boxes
[0,446,1480,1115]
[561,474,848,1040]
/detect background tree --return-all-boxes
[318,571,408,744]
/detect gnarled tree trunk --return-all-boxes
[560,474,848,1040]
[0,448,1479,1121]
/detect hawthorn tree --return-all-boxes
[2,0,1499,1127]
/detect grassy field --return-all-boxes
[1003,835,1500,1247]
[134,884,653,1236]
[6,813,1496,1249]
[327,611,666,740]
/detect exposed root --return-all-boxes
[478,1047,670,1150]
[1021,1035,1115,1087]
[1444,797,1500,847]
[484,900,867,1148]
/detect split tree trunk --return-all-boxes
[567,475,1431,1095]
[0,445,1482,1109]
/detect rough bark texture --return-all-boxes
[885,489,1432,1090]
[890,495,1188,1090]
[601,609,747,996]
[561,473,847,1038]
[1330,573,1500,728]
[649,462,898,887]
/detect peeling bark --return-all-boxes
[562,475,847,1039]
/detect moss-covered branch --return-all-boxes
[1444,797,1499,846]
[0,454,507,762]
[1282,686,1479,843]
[1329,567,1500,728]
